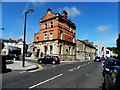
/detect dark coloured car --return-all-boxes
[26,52,32,57]
[37,56,60,64]
[94,56,101,62]
[102,58,120,90]
[101,57,106,60]
[5,54,20,60]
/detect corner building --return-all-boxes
[34,9,76,61]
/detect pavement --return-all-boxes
[6,60,39,71]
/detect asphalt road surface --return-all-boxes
[2,60,104,89]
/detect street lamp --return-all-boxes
[22,9,34,67]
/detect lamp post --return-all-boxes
[23,9,34,67]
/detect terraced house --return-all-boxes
[76,39,96,61]
[33,9,76,61]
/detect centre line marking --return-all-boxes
[29,73,63,89]
[69,66,81,72]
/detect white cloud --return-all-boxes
[96,25,112,31]
[58,6,81,18]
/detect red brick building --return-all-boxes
[34,8,76,61]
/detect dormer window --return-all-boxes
[44,23,47,29]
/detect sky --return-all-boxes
[1,1,119,47]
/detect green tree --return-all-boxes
[107,47,117,53]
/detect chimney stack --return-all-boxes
[47,8,52,14]
[62,10,68,18]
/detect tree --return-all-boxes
[107,47,117,54]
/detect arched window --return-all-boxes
[50,22,53,28]
[49,31,53,40]
[50,45,53,54]
[43,32,48,40]
[44,23,47,29]
[73,36,75,43]
[60,45,62,54]
[60,30,63,40]
[73,47,75,55]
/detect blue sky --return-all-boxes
[1,2,118,47]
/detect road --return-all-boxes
[2,60,104,89]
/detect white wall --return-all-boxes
[94,43,107,57]
[1,41,24,55]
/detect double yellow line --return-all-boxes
[28,63,43,72]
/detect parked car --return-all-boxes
[101,57,106,60]
[5,54,20,60]
[37,56,60,64]
[103,58,120,76]
[102,58,120,90]
[94,56,101,62]
[26,52,32,57]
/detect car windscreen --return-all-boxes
[9,54,16,57]
[95,57,100,59]
[53,56,59,59]
[44,56,51,59]
[107,61,116,65]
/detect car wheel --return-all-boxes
[112,69,120,90]
[112,69,117,84]
[13,58,16,60]
[104,73,114,90]
[53,61,56,64]
[105,74,109,90]
[116,77,120,90]
[38,60,42,64]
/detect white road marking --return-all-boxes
[20,71,26,73]
[52,65,56,67]
[77,66,81,69]
[29,73,63,89]
[69,68,78,71]
[58,64,62,66]
[69,65,81,72]
[88,62,91,64]
[81,65,84,67]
